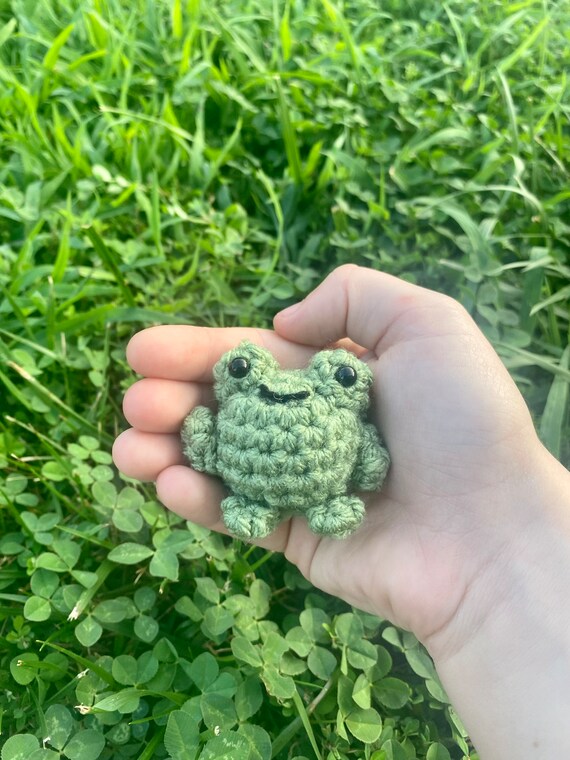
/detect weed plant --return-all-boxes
[0,1,568,758]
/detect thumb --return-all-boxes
[273,264,451,354]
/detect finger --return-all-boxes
[123,378,214,433]
[273,263,464,355]
[126,325,315,381]
[112,429,185,481]
[155,465,227,530]
[156,464,296,551]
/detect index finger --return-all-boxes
[126,325,316,381]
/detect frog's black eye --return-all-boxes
[334,365,357,387]
[228,357,250,378]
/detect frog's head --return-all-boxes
[214,340,372,415]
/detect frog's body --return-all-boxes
[182,341,390,539]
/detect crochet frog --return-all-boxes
[181,340,390,539]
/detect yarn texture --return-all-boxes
[181,340,390,539]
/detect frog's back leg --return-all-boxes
[306,496,365,539]
[221,495,281,540]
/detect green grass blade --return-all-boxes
[37,641,115,686]
[68,560,115,620]
[291,688,323,760]
[415,198,494,271]
[275,77,302,184]
[99,106,195,143]
[443,3,468,68]
[42,23,75,71]
[85,227,136,307]
[135,728,166,760]
[52,200,72,283]
[0,17,17,49]
[319,0,360,71]
[150,172,164,258]
[400,127,472,161]
[66,49,107,72]
[529,285,570,317]
[0,329,61,362]
[6,358,108,438]
[519,250,545,332]
[539,346,570,458]
[497,15,550,75]
[209,9,266,73]
[172,0,183,39]
[54,305,182,333]
[497,344,570,381]
[0,366,36,412]
[190,97,206,184]
[205,116,242,190]
[279,0,292,62]
[0,286,34,338]
[496,69,520,154]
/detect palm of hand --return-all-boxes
[291,325,533,650]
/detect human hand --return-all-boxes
[113,264,544,651]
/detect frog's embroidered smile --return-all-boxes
[259,384,310,404]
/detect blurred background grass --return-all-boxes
[0,0,568,758]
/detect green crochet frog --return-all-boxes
[181,340,390,539]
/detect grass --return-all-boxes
[0,0,569,758]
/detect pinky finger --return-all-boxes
[156,465,227,531]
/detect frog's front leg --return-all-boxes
[352,423,390,492]
[221,495,281,540]
[181,406,218,475]
[306,496,365,539]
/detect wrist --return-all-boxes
[425,444,570,757]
